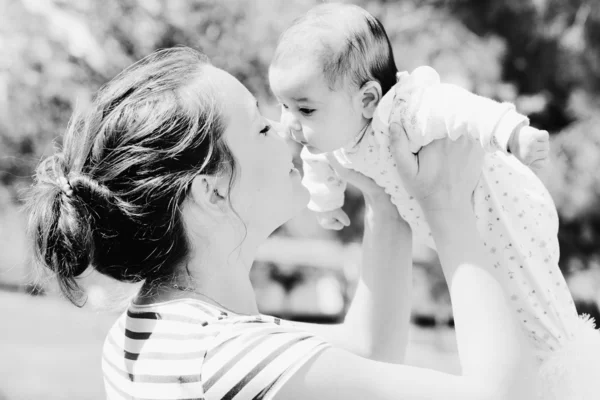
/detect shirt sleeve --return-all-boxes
[202,317,330,400]
[300,147,346,212]
[391,66,529,154]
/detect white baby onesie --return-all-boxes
[301,66,600,399]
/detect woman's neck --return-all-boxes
[137,229,262,315]
[187,254,259,315]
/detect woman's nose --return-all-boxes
[268,119,289,140]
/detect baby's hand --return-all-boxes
[316,208,351,231]
[508,126,550,173]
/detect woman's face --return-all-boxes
[208,66,309,235]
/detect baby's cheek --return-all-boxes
[300,127,316,142]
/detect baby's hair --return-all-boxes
[25,47,236,306]
[272,2,398,95]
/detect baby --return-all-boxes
[269,3,600,399]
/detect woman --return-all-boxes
[27,47,534,399]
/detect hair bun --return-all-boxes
[27,155,96,303]
[69,174,114,204]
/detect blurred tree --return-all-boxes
[441,0,600,277]
[1,0,599,306]
[446,0,600,129]
[545,117,600,271]
[0,0,315,201]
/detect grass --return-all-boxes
[0,291,460,400]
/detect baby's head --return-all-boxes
[269,3,397,153]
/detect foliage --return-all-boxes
[1,0,599,279]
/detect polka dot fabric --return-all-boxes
[306,69,600,398]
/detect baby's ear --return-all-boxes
[359,81,382,119]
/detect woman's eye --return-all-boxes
[259,125,271,136]
[299,108,314,116]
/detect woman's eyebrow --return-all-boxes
[253,99,262,122]
[255,100,263,115]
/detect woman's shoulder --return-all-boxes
[125,297,296,329]
[102,298,330,400]
[103,297,319,358]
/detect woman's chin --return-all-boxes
[280,190,310,225]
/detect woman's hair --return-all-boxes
[25,47,235,306]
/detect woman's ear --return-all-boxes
[359,81,382,119]
[189,175,229,213]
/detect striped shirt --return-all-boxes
[102,298,330,400]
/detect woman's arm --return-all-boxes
[424,204,534,395]
[276,135,535,400]
[276,346,495,400]
[275,202,522,400]
[296,160,413,363]
[342,190,412,363]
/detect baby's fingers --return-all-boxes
[534,130,550,142]
[317,209,350,231]
[335,209,351,226]
[320,218,346,231]
[532,138,550,152]
[528,157,549,174]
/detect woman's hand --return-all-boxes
[389,121,484,212]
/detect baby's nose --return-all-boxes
[281,112,305,143]
[288,118,301,132]
[282,111,301,130]
[290,129,307,145]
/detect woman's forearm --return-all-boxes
[424,204,531,395]
[341,193,413,363]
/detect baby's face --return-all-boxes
[269,60,366,153]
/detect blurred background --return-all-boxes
[1,0,600,399]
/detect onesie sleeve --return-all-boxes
[390,66,529,154]
[300,147,346,212]
[202,316,331,400]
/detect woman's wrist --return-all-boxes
[364,197,411,239]
[364,192,402,221]
[422,201,474,237]
[419,187,472,214]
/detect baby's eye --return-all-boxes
[259,124,271,136]
[299,108,315,116]
[281,104,289,110]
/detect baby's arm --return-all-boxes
[300,148,349,230]
[393,66,530,155]
[422,82,551,172]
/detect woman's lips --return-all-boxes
[305,145,323,155]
